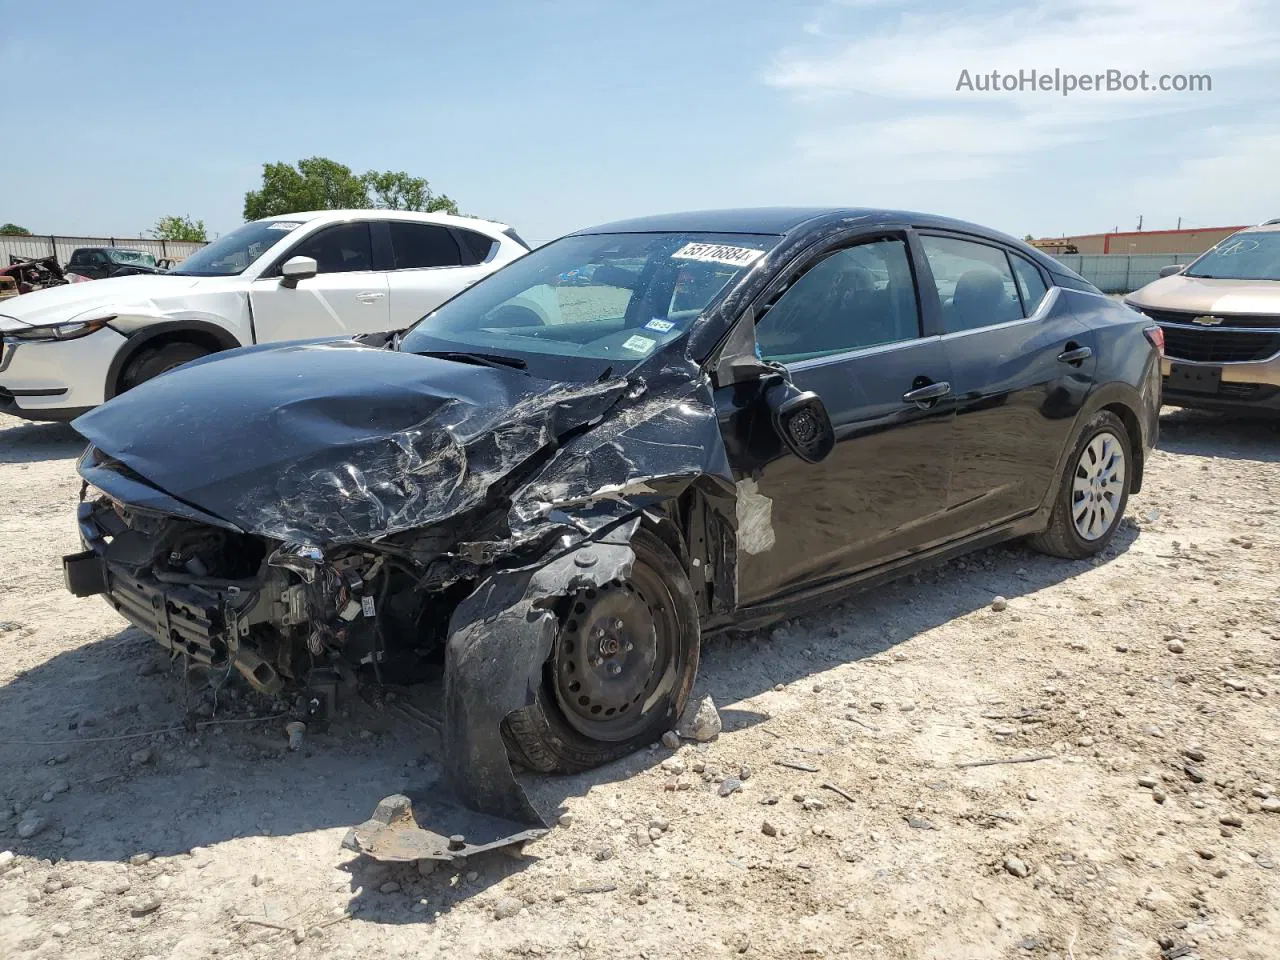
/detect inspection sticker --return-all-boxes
[268,221,302,231]
[671,242,765,268]
[622,335,656,353]
[645,318,675,333]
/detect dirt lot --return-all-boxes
[0,407,1277,960]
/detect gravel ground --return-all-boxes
[0,407,1277,960]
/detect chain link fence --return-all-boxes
[0,235,207,267]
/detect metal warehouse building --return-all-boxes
[1032,225,1246,256]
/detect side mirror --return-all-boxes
[763,378,835,463]
[1158,264,1184,278]
[280,256,318,286]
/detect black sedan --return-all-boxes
[63,207,1161,833]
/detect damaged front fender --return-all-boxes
[342,519,640,859]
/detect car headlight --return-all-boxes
[5,317,114,342]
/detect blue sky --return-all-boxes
[4,0,1278,241]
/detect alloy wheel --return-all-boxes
[1071,430,1126,541]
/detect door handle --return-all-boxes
[1057,344,1093,365]
[902,380,951,406]
[356,291,386,304]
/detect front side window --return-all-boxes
[920,235,1024,333]
[755,237,921,363]
[288,222,373,274]
[389,222,461,269]
[1010,253,1049,315]
[400,231,777,375]
[171,219,303,277]
[1183,231,1280,280]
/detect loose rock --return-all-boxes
[661,731,680,750]
[718,777,743,797]
[1261,797,1280,813]
[991,596,1008,612]
[130,893,162,916]
[675,695,721,743]
[1004,856,1031,878]
[761,820,777,837]
[493,896,522,920]
[1167,638,1185,654]
[17,816,48,840]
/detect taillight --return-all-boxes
[1143,325,1164,356]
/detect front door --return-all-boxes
[915,234,1095,535]
[249,221,390,342]
[719,233,957,607]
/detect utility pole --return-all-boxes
[1136,214,1143,231]
[1176,216,1182,230]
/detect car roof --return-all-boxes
[257,209,511,234]
[569,207,1069,277]
[573,206,1022,242]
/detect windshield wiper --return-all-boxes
[412,350,527,370]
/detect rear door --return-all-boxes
[248,221,390,342]
[916,233,1095,535]
[724,231,956,605]
[383,221,497,329]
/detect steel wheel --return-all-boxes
[552,565,679,743]
[1071,430,1126,541]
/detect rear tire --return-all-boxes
[118,341,210,393]
[1029,410,1132,559]
[502,527,700,774]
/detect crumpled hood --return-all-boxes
[74,340,625,544]
[0,274,205,328]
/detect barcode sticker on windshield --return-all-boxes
[671,242,764,268]
[622,335,656,354]
[645,318,675,333]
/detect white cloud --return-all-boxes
[764,0,1280,193]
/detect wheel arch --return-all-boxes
[104,320,243,400]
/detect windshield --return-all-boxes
[1183,231,1280,280]
[107,249,157,267]
[399,231,777,377]
[170,219,304,277]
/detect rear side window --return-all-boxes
[456,229,497,265]
[388,222,461,269]
[1010,253,1049,316]
[289,222,373,274]
[920,236,1023,333]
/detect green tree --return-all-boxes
[243,157,461,220]
[152,215,207,242]
[243,157,373,220]
[0,223,31,235]
[362,170,458,214]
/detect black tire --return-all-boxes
[1029,410,1132,559]
[118,341,210,393]
[502,527,701,774]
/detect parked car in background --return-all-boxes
[61,207,1161,829]
[64,247,169,280]
[0,210,530,421]
[1126,221,1280,414]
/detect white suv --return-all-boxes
[0,210,530,422]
